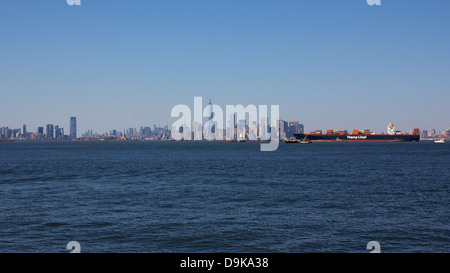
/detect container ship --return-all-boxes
[294,124,420,142]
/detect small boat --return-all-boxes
[285,138,298,143]
[298,137,312,144]
[226,139,246,143]
[435,139,445,143]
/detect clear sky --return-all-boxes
[1,0,449,134]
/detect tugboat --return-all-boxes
[285,138,298,143]
[435,138,445,143]
[226,139,246,143]
[286,136,311,144]
[298,136,312,144]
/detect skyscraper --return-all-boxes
[1,127,7,139]
[70,117,77,139]
[278,119,288,140]
[54,125,60,139]
[46,124,54,138]
[287,120,304,138]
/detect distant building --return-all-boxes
[5,128,12,139]
[70,117,77,139]
[55,126,64,139]
[278,119,288,140]
[421,130,428,139]
[143,127,151,137]
[442,128,450,140]
[287,120,304,138]
[46,124,54,138]
[1,127,6,138]
[12,128,20,139]
[249,121,258,140]
[259,118,269,140]
[54,125,60,139]
[38,127,44,135]
[237,119,246,140]
[429,129,437,137]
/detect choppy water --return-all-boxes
[0,141,448,253]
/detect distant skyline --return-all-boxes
[0,115,447,137]
[1,1,449,134]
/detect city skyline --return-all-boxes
[1,1,449,134]
[1,114,448,141]
[1,105,449,138]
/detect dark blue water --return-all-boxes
[0,141,448,253]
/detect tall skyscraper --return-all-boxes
[22,124,26,136]
[54,125,60,139]
[287,120,299,138]
[46,124,54,138]
[70,117,77,139]
[278,119,288,140]
[1,127,7,139]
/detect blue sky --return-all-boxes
[1,0,449,134]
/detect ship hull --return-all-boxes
[294,134,420,142]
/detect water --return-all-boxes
[0,141,448,253]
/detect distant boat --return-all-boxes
[285,138,298,143]
[285,137,311,144]
[226,139,245,143]
[299,139,312,144]
[298,137,312,144]
[435,139,445,143]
